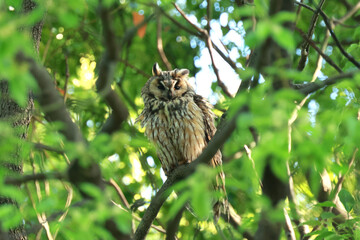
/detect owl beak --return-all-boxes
[167,90,175,100]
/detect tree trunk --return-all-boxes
[0,0,43,239]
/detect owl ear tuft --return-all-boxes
[177,69,189,77]
[152,63,162,76]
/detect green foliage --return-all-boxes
[0,0,360,239]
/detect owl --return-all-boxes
[136,63,228,222]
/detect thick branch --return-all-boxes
[97,4,129,134]
[15,52,83,143]
[165,207,184,240]
[5,172,64,185]
[134,105,247,239]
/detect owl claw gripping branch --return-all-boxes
[136,63,228,223]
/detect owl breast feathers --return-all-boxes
[136,63,228,222]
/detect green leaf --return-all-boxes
[338,189,355,213]
[167,191,191,221]
[246,21,271,48]
[314,230,336,240]
[0,205,23,230]
[191,181,211,220]
[271,24,295,51]
[316,201,336,208]
[271,12,295,24]
[320,211,335,219]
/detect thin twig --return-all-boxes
[329,148,358,213]
[283,208,296,240]
[33,142,65,154]
[156,13,172,70]
[173,3,207,36]
[295,1,360,69]
[311,29,331,82]
[155,4,201,37]
[297,0,326,71]
[287,96,310,239]
[41,31,53,65]
[153,3,237,72]
[206,35,234,97]
[63,53,70,103]
[337,1,360,23]
[318,8,360,69]
[25,184,54,240]
[118,59,151,78]
[295,27,342,73]
[108,178,131,209]
[173,3,234,97]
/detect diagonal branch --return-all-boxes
[156,13,172,70]
[329,148,358,213]
[15,52,83,143]
[295,27,342,73]
[317,8,360,69]
[97,2,129,134]
[173,3,234,98]
[295,1,360,69]
[297,0,326,71]
[134,105,248,240]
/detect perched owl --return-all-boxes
[136,63,228,222]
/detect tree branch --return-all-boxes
[173,3,234,97]
[33,143,65,154]
[96,2,129,135]
[118,59,151,79]
[156,13,172,71]
[297,0,326,71]
[134,105,247,240]
[295,27,342,73]
[329,148,358,213]
[297,71,358,95]
[165,206,183,240]
[295,1,360,69]
[5,172,65,186]
[15,52,83,143]
[151,3,237,72]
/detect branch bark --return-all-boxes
[134,105,248,240]
[297,71,358,95]
[297,0,326,71]
[156,13,172,71]
[173,3,234,98]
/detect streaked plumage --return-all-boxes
[136,63,228,222]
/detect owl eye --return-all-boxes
[174,84,181,90]
[158,85,165,90]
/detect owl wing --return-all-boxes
[193,94,216,143]
[194,94,229,222]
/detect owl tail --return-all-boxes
[213,166,229,224]
[213,187,229,224]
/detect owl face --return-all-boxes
[147,63,192,101]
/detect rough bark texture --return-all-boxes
[0,0,43,239]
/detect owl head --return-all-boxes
[142,63,194,101]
